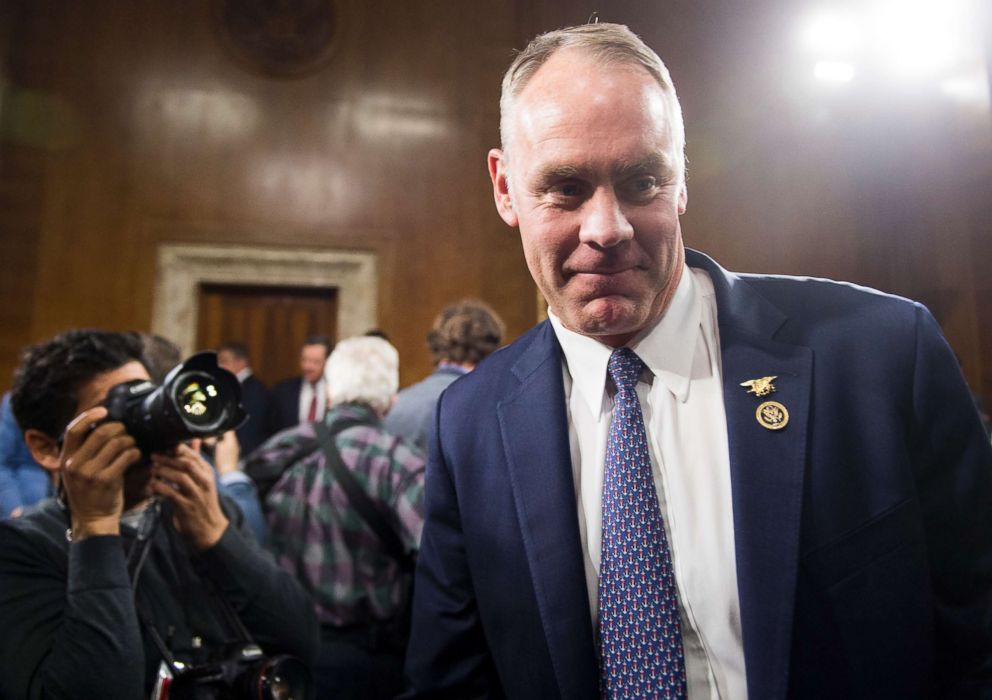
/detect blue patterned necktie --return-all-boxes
[599,347,687,699]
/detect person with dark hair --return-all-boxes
[404,22,992,699]
[217,340,270,455]
[137,331,183,384]
[384,300,505,451]
[0,329,318,699]
[266,335,333,439]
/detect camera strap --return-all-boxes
[125,500,185,673]
[127,497,259,677]
[313,420,416,573]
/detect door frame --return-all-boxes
[152,243,377,354]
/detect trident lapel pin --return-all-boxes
[741,376,789,430]
[740,376,777,397]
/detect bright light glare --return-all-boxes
[814,61,856,83]
[800,0,982,87]
[940,74,991,106]
[871,0,965,76]
[803,13,861,53]
[351,93,447,141]
[149,89,259,140]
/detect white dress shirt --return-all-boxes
[548,266,748,700]
[298,377,327,423]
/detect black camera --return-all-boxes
[104,351,247,455]
[153,644,313,700]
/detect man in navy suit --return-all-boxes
[404,23,992,699]
[217,341,270,456]
[265,335,332,439]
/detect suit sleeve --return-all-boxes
[403,396,505,699]
[911,304,992,693]
[0,529,145,700]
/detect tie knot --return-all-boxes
[607,347,645,395]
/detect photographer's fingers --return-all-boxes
[90,431,141,478]
[151,461,228,551]
[212,430,240,475]
[61,407,109,464]
[151,448,214,492]
[150,464,198,498]
[61,410,140,540]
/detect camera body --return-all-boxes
[103,351,247,456]
[152,644,313,700]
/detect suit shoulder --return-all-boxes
[270,377,301,395]
[437,323,554,409]
[739,273,924,329]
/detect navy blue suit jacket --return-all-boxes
[405,250,992,699]
[237,374,270,456]
[266,377,303,441]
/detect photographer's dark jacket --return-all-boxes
[0,495,319,700]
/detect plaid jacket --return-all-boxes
[261,402,425,626]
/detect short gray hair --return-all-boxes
[499,23,685,175]
[325,336,399,414]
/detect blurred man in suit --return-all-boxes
[217,341,270,455]
[404,22,992,699]
[266,335,332,438]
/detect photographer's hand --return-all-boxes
[211,430,241,476]
[150,443,229,551]
[60,407,141,540]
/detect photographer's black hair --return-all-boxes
[139,333,182,384]
[10,329,146,440]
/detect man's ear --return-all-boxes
[677,182,688,215]
[488,148,519,227]
[23,429,61,474]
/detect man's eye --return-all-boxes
[629,177,657,193]
[552,182,582,198]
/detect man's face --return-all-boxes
[75,360,154,506]
[216,349,242,374]
[300,344,328,384]
[489,49,687,347]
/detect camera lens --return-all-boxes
[173,372,223,428]
[103,352,246,456]
[251,655,312,700]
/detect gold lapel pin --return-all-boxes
[756,400,789,430]
[740,376,777,397]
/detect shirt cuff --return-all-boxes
[219,470,252,486]
[68,535,130,593]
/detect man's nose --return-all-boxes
[578,188,634,248]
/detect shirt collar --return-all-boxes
[548,264,701,418]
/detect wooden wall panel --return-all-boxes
[0,0,989,411]
[0,0,533,390]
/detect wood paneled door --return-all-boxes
[196,283,338,387]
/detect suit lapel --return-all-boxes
[689,250,812,700]
[497,323,599,700]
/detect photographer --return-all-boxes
[0,330,318,699]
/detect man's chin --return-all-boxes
[560,298,651,345]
